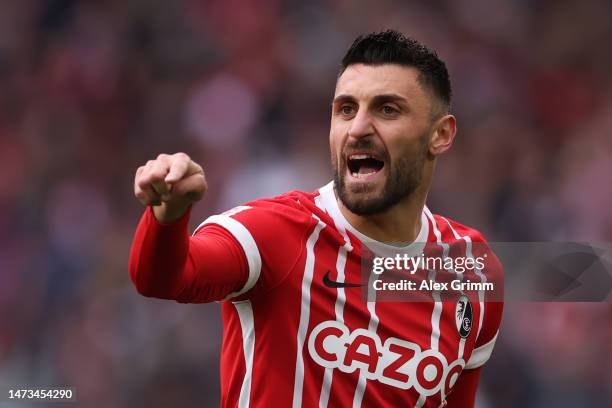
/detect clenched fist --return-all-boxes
[134,153,207,223]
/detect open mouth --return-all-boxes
[346,154,385,178]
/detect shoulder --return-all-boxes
[426,208,504,281]
[192,189,322,299]
[195,189,318,235]
[244,189,319,214]
[428,210,490,244]
[234,189,320,232]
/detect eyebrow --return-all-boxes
[332,93,409,105]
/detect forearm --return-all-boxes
[129,206,192,299]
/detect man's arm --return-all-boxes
[129,153,248,303]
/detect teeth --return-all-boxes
[351,171,376,178]
[350,154,370,160]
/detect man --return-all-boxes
[130,30,503,407]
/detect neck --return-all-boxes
[336,182,429,244]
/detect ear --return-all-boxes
[429,114,456,156]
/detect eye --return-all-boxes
[381,105,399,115]
[340,104,355,115]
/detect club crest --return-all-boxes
[455,295,473,338]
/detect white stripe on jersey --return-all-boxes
[233,300,255,408]
[440,217,487,350]
[352,270,381,408]
[420,209,446,408]
[315,194,353,408]
[441,217,500,370]
[458,328,466,360]
[319,239,351,407]
[427,209,477,356]
[292,217,326,408]
[428,267,443,352]
[196,211,262,300]
[415,393,427,408]
[425,212,471,361]
[465,332,499,369]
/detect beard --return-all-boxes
[333,134,429,215]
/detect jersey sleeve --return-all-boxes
[192,194,317,301]
[129,194,316,304]
[129,206,249,303]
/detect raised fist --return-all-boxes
[134,153,207,222]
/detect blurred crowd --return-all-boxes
[1,0,611,406]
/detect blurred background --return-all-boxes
[1,0,611,407]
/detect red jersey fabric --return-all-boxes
[129,182,503,407]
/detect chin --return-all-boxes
[338,189,388,215]
[345,180,381,195]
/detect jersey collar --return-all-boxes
[316,181,430,258]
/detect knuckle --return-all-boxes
[148,164,165,178]
[150,169,165,180]
[137,176,151,189]
[175,152,189,161]
[147,167,160,178]
[193,162,204,174]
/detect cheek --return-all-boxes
[329,134,337,151]
[329,124,343,155]
[329,138,340,168]
[387,122,431,155]
[387,138,424,165]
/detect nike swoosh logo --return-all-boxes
[323,271,366,288]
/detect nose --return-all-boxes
[348,108,375,139]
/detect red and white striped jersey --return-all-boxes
[189,182,503,407]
